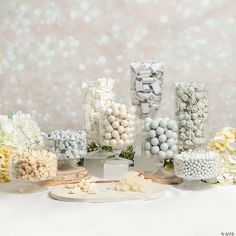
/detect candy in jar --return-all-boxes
[99,102,136,150]
[175,82,208,149]
[82,78,115,141]
[143,117,178,159]
[130,61,165,117]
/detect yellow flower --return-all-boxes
[0,147,11,182]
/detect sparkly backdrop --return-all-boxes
[0,0,235,132]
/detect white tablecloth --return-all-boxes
[0,183,235,236]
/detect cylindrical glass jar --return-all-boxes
[130,61,165,118]
[99,102,136,151]
[175,82,208,149]
[142,117,179,159]
[46,129,86,170]
[82,78,115,142]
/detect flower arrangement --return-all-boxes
[208,127,236,184]
[0,111,43,151]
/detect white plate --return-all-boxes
[49,183,166,203]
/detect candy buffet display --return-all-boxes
[0,147,11,182]
[115,171,152,193]
[10,150,57,181]
[0,111,44,150]
[208,127,236,184]
[174,150,220,180]
[176,82,208,149]
[99,102,136,149]
[143,117,178,158]
[82,78,115,141]
[130,61,164,117]
[46,130,86,160]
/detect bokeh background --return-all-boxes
[0,0,235,132]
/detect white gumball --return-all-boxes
[151,146,160,154]
[159,134,167,143]
[166,130,173,139]
[151,146,160,155]
[112,130,119,139]
[151,138,159,146]
[148,130,156,138]
[150,120,159,129]
[119,112,126,119]
[167,138,175,146]
[110,139,117,146]
[105,133,112,140]
[112,109,120,117]
[171,145,178,152]
[159,151,167,158]
[112,121,120,129]
[108,115,116,123]
[121,120,129,127]
[159,119,167,128]
[118,126,125,134]
[106,125,113,132]
[145,142,151,150]
[156,127,164,135]
[160,143,169,151]
[121,133,128,141]
[166,150,174,157]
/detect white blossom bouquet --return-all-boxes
[208,127,236,184]
[0,111,44,151]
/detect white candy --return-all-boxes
[101,102,136,149]
[151,138,159,146]
[118,126,125,134]
[121,120,129,127]
[121,133,128,141]
[112,130,119,139]
[115,171,152,193]
[112,121,120,129]
[106,125,113,132]
[174,150,220,179]
[143,117,178,159]
[108,115,116,123]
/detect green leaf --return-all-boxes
[7,111,14,119]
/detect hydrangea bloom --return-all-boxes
[0,111,43,151]
[208,127,236,184]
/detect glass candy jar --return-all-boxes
[9,148,57,192]
[99,102,136,152]
[82,78,115,142]
[141,117,181,184]
[175,82,208,150]
[130,61,165,118]
[174,150,221,189]
[45,129,86,170]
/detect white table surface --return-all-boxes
[0,183,235,236]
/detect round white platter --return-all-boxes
[49,182,166,203]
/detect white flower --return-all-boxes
[0,111,43,151]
